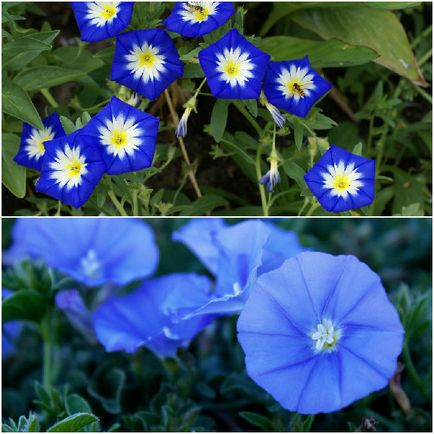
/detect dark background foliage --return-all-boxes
[2,2,432,216]
[2,218,432,431]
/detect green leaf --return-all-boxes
[180,194,229,216]
[60,116,77,134]
[2,133,26,198]
[283,161,310,197]
[2,290,47,322]
[292,6,427,85]
[365,2,422,9]
[3,30,59,70]
[88,368,125,414]
[13,66,86,91]
[47,413,99,432]
[256,36,377,68]
[293,119,304,151]
[183,63,204,79]
[51,47,104,73]
[352,142,363,156]
[65,394,92,415]
[2,84,43,129]
[239,412,274,431]
[210,100,229,143]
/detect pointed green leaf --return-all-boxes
[2,133,26,198]
[47,413,99,432]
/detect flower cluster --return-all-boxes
[4,219,404,415]
[14,2,376,213]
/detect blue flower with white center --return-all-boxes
[71,2,134,42]
[2,289,22,359]
[80,96,159,174]
[93,273,216,356]
[237,252,404,414]
[304,145,376,213]
[5,218,159,287]
[163,2,235,38]
[14,113,65,171]
[198,29,270,99]
[173,219,305,317]
[35,130,106,208]
[111,29,184,101]
[263,57,332,118]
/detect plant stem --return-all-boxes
[412,84,432,104]
[256,143,268,216]
[402,341,430,400]
[164,89,202,198]
[305,201,320,216]
[233,101,262,136]
[41,88,58,109]
[40,317,53,389]
[108,191,128,216]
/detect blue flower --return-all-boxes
[55,289,95,341]
[304,145,376,213]
[111,29,184,100]
[80,96,159,174]
[2,289,22,359]
[263,57,332,118]
[71,2,134,42]
[14,113,65,171]
[35,130,106,208]
[237,252,404,414]
[93,273,215,356]
[173,219,305,316]
[198,29,270,99]
[259,151,280,192]
[5,218,159,287]
[163,2,235,38]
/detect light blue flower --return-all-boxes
[80,96,159,174]
[198,29,270,99]
[263,57,332,118]
[304,145,376,213]
[5,219,159,287]
[14,112,66,171]
[71,2,134,42]
[237,252,404,414]
[93,273,215,356]
[111,29,184,100]
[163,2,235,38]
[173,219,305,316]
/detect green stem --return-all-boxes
[41,88,58,109]
[108,190,128,216]
[412,84,432,104]
[402,341,430,400]
[233,100,262,136]
[305,201,320,216]
[193,78,207,99]
[256,143,268,216]
[418,48,432,67]
[366,116,374,156]
[303,415,315,432]
[40,317,53,389]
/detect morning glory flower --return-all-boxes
[259,149,280,192]
[2,289,22,359]
[4,218,159,287]
[80,96,159,174]
[173,219,305,316]
[71,2,134,42]
[93,273,216,356]
[263,57,332,118]
[35,130,106,208]
[304,145,376,213]
[14,113,65,171]
[237,252,404,414]
[163,2,235,38]
[111,29,184,100]
[198,29,270,99]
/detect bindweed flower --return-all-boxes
[111,29,184,100]
[175,106,193,138]
[2,289,22,359]
[5,218,159,287]
[14,113,65,171]
[260,92,285,128]
[173,219,305,316]
[93,273,216,356]
[263,57,332,118]
[35,130,106,208]
[163,2,235,38]
[259,149,280,192]
[304,145,376,213]
[71,2,134,42]
[238,252,404,414]
[80,96,159,174]
[55,289,96,341]
[198,29,270,99]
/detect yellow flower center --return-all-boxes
[67,160,84,178]
[138,51,156,67]
[332,175,351,192]
[110,130,128,149]
[100,5,116,19]
[288,80,305,97]
[38,141,46,153]
[193,6,209,21]
[224,60,240,77]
